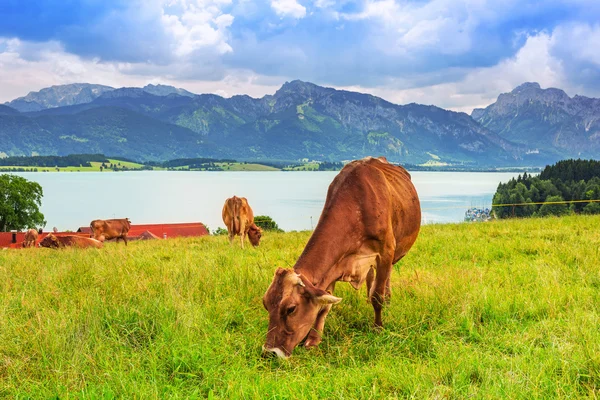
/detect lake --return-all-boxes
[11,171,520,232]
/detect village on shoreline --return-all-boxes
[0,154,542,173]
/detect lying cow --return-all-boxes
[90,218,131,245]
[39,233,103,249]
[23,228,39,248]
[222,196,262,248]
[263,156,421,358]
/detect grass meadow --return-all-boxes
[1,215,600,398]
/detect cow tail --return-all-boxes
[234,198,241,234]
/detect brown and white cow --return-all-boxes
[23,229,39,248]
[39,233,104,249]
[262,157,421,358]
[222,196,262,248]
[90,218,131,245]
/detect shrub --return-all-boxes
[537,195,570,217]
[213,227,228,236]
[254,215,283,232]
[582,202,600,215]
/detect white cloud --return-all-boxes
[340,0,523,55]
[271,0,307,19]
[336,30,567,113]
[2,20,600,117]
[161,0,234,57]
[551,23,600,66]
[0,37,280,103]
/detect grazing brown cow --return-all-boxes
[23,229,39,248]
[262,157,421,358]
[39,233,103,249]
[222,196,262,248]
[90,218,131,245]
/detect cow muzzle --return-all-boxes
[261,345,289,359]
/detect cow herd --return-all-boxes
[20,218,132,249]
[20,156,422,359]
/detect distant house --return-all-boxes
[1,222,209,249]
[77,222,209,240]
[0,231,90,249]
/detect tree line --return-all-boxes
[493,159,600,218]
[0,154,109,167]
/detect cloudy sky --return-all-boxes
[1,0,599,112]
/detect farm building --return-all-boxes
[1,222,209,249]
[77,222,209,241]
[0,231,90,249]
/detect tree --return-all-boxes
[254,215,283,232]
[582,202,600,215]
[0,174,46,231]
[536,195,569,217]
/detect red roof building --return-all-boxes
[1,222,208,249]
[0,232,90,249]
[77,222,209,240]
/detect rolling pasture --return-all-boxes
[1,215,599,398]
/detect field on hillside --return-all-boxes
[0,159,146,172]
[1,216,600,398]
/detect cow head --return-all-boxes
[262,268,341,358]
[248,224,262,247]
[39,233,61,249]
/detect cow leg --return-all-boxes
[305,283,336,348]
[123,235,128,246]
[239,221,246,249]
[385,276,391,304]
[371,251,394,328]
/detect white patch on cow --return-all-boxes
[262,345,289,359]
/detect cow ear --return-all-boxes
[313,293,342,305]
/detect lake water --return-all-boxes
[11,171,520,232]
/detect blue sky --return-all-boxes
[1,0,599,112]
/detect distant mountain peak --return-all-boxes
[5,83,115,112]
[511,82,541,92]
[471,82,600,159]
[142,84,195,98]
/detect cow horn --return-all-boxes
[295,273,305,287]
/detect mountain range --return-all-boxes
[1,81,598,166]
[472,82,600,160]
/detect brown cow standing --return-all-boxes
[39,233,103,249]
[262,157,421,358]
[23,229,39,248]
[90,218,131,245]
[222,196,262,248]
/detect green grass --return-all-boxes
[1,215,600,398]
[284,162,320,171]
[216,162,279,171]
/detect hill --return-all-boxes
[0,107,220,161]
[4,83,198,112]
[7,80,600,166]
[2,81,544,166]
[472,82,600,160]
[1,215,599,397]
